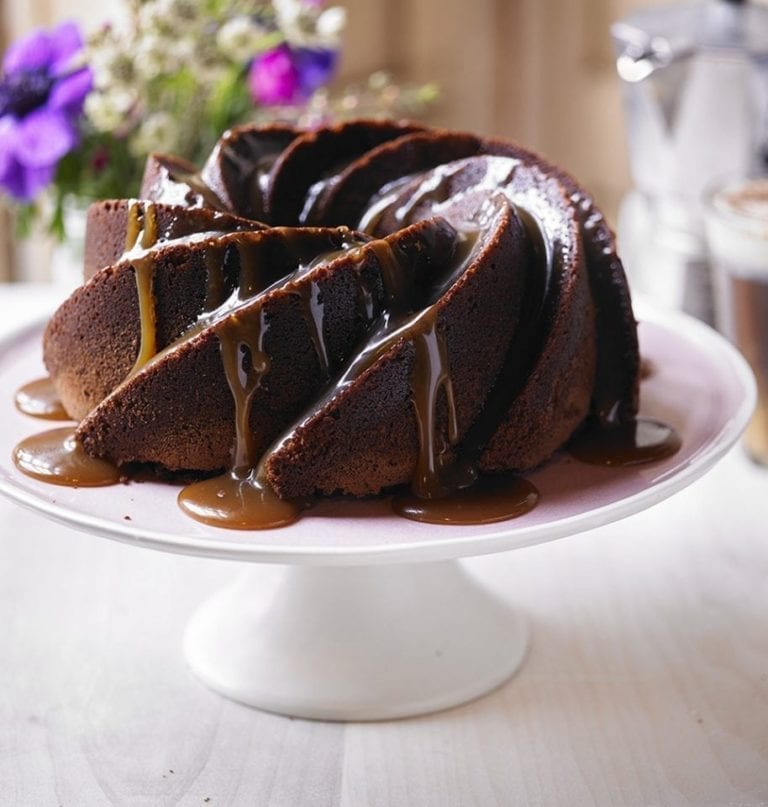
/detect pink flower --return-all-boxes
[248,44,337,106]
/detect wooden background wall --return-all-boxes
[0,0,662,280]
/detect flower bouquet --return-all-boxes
[0,0,437,240]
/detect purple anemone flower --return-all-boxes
[248,44,337,106]
[0,21,92,202]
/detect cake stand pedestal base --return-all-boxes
[184,560,528,721]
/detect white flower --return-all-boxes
[170,36,197,64]
[137,1,166,32]
[129,111,180,156]
[216,16,267,62]
[316,7,346,43]
[87,44,134,90]
[139,0,198,37]
[133,33,176,78]
[154,0,198,26]
[273,0,345,48]
[87,51,113,90]
[85,88,137,132]
[273,0,303,29]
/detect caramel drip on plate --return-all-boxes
[411,317,459,498]
[177,235,370,529]
[127,202,160,376]
[640,357,656,380]
[13,428,120,486]
[392,473,538,525]
[177,308,304,529]
[568,417,681,467]
[178,470,302,530]
[218,310,270,472]
[14,377,70,421]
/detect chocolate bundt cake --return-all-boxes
[21,119,647,528]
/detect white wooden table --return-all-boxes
[1,285,767,806]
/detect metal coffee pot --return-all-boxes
[613,0,768,322]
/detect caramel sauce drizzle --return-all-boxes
[410,317,459,498]
[14,377,70,421]
[237,240,261,299]
[366,238,410,305]
[218,310,270,472]
[392,472,538,525]
[177,233,368,530]
[179,229,470,529]
[126,202,160,376]
[568,416,681,467]
[13,428,120,487]
[178,308,304,529]
[124,200,144,251]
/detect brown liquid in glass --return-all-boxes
[729,274,768,464]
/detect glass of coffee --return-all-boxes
[705,178,768,466]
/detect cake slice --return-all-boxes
[264,195,533,498]
[46,226,369,420]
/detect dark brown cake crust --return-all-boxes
[481,137,639,426]
[200,123,299,221]
[264,119,425,225]
[311,130,483,226]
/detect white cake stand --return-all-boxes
[0,303,756,720]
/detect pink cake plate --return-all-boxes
[0,301,756,720]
